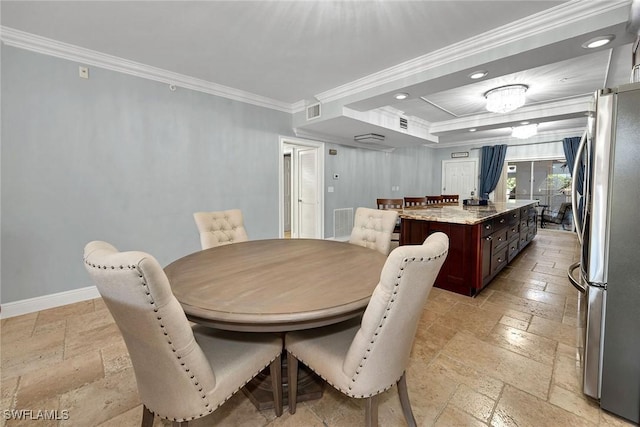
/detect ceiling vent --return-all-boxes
[354,133,385,144]
[306,103,321,120]
[399,117,408,130]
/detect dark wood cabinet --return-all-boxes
[400,203,537,296]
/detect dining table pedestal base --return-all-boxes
[242,358,324,410]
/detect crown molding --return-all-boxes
[315,0,631,104]
[433,126,585,150]
[1,26,295,114]
[429,95,591,135]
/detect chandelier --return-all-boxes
[485,84,528,113]
[511,123,538,139]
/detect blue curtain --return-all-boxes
[480,144,508,199]
[563,135,584,222]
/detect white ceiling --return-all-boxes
[2,0,638,149]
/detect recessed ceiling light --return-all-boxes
[582,35,615,49]
[394,93,409,100]
[469,70,488,80]
[469,128,477,132]
[520,121,530,125]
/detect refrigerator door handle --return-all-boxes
[568,261,586,293]
[572,130,587,245]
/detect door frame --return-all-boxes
[279,136,325,239]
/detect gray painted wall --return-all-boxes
[1,46,293,303]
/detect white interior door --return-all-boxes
[297,148,318,238]
[283,154,291,232]
[442,159,479,199]
[280,138,324,239]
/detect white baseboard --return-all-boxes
[0,286,100,319]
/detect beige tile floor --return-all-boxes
[1,229,636,426]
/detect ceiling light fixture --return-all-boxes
[582,35,615,49]
[469,70,488,80]
[485,84,528,113]
[511,123,538,139]
[469,128,477,132]
[394,93,409,100]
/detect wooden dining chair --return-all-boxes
[426,195,443,205]
[193,209,248,250]
[403,196,428,208]
[376,198,403,210]
[83,241,283,426]
[376,199,403,243]
[285,232,449,427]
[440,194,459,205]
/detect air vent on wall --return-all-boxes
[306,103,321,120]
[354,133,385,144]
[400,117,408,130]
[333,208,354,240]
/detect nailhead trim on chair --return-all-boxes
[84,257,280,423]
[84,259,213,421]
[289,247,448,400]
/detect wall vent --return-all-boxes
[306,103,321,120]
[400,117,408,130]
[333,208,354,240]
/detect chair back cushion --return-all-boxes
[193,209,249,249]
[342,232,448,395]
[83,241,216,418]
[349,207,399,255]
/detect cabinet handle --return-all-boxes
[486,236,493,241]
[485,224,491,230]
[499,218,505,223]
[498,258,504,263]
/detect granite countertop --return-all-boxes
[400,200,538,225]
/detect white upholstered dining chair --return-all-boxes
[193,209,249,250]
[83,241,283,426]
[349,207,399,256]
[285,232,449,427]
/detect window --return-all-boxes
[507,159,571,208]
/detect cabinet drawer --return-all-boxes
[507,239,519,262]
[508,210,520,226]
[506,224,520,240]
[481,220,494,237]
[495,215,508,229]
[492,228,509,252]
[526,229,535,243]
[491,248,508,275]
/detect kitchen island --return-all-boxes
[400,200,538,296]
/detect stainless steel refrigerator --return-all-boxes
[569,82,640,423]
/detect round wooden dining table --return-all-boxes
[164,238,388,410]
[165,238,387,332]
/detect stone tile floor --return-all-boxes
[1,230,636,426]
